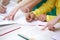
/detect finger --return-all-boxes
[3,16,8,20]
[2,9,6,13]
[42,26,47,30]
[26,18,33,22]
[7,16,12,20]
[48,27,55,31]
[34,17,38,21]
[0,7,4,11]
[25,13,30,18]
[2,5,6,9]
[11,15,14,20]
[0,7,6,13]
[42,24,48,30]
[30,13,35,19]
[7,17,11,20]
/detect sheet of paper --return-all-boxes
[52,33,60,40]
[17,25,54,40]
[52,31,60,40]
[0,20,16,26]
[52,23,60,40]
[0,24,54,40]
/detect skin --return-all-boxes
[3,0,41,20]
[2,0,10,6]
[26,12,60,31]
[0,0,9,13]
[38,14,46,22]
[25,12,37,22]
[26,12,46,22]
[42,14,60,31]
[18,0,22,3]
[0,5,6,13]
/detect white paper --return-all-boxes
[52,31,60,40]
[0,20,16,26]
[52,34,60,40]
[52,23,60,40]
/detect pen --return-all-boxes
[18,34,29,40]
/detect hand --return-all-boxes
[42,19,56,31]
[0,5,6,13]
[42,15,60,31]
[3,13,15,20]
[26,12,35,22]
[42,22,55,31]
[38,14,46,22]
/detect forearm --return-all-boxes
[50,14,60,25]
[18,0,34,8]
[24,0,41,11]
[10,6,20,16]
[9,0,34,15]
[57,14,60,20]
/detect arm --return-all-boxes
[25,0,55,22]
[3,0,36,20]
[9,0,34,15]
[12,0,41,14]
[21,0,41,14]
[23,0,41,11]
[42,14,60,31]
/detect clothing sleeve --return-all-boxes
[32,0,56,16]
[56,0,60,15]
[55,0,60,8]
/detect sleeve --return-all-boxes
[55,0,60,8]
[32,0,56,16]
[56,0,60,15]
